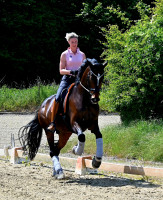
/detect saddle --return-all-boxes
[59,83,75,115]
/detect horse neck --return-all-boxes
[80,67,90,88]
[76,67,91,102]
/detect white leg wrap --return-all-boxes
[96,138,103,158]
[74,141,85,156]
[52,156,62,173]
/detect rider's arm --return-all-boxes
[83,53,86,61]
[59,52,71,75]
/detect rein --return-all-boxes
[80,81,91,95]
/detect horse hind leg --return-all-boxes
[52,156,65,179]
[50,146,64,179]
[44,131,62,178]
[49,131,72,179]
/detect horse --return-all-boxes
[19,58,106,179]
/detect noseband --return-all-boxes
[79,69,104,103]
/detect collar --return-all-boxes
[68,47,80,54]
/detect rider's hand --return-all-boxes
[70,70,78,77]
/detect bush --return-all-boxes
[102,0,163,122]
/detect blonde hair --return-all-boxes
[65,32,78,41]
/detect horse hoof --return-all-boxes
[53,169,56,177]
[53,171,65,180]
[57,172,65,180]
[55,172,65,180]
[72,145,77,155]
[92,156,102,169]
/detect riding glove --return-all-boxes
[70,70,78,76]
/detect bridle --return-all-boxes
[79,69,104,103]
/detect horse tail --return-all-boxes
[18,112,42,160]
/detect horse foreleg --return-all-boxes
[72,122,85,156]
[92,126,103,169]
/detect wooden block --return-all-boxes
[75,156,92,175]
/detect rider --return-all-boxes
[47,32,86,132]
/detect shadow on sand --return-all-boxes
[65,172,161,188]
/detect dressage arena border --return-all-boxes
[0,147,163,178]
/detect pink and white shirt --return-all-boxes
[65,48,85,71]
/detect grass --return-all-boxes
[102,120,163,162]
[0,84,58,112]
[0,83,110,112]
[61,120,163,162]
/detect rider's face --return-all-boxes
[68,38,78,49]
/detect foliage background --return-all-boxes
[102,0,163,121]
[0,0,162,122]
[0,0,154,86]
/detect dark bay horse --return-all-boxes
[19,58,106,179]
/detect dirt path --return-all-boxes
[0,159,162,200]
[0,114,163,199]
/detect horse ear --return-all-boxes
[87,58,97,66]
[103,61,108,68]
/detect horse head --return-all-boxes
[77,58,107,104]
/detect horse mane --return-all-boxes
[76,58,103,84]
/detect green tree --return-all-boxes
[102,0,163,122]
[0,0,83,86]
[0,0,155,87]
[77,0,154,61]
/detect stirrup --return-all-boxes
[47,122,56,133]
